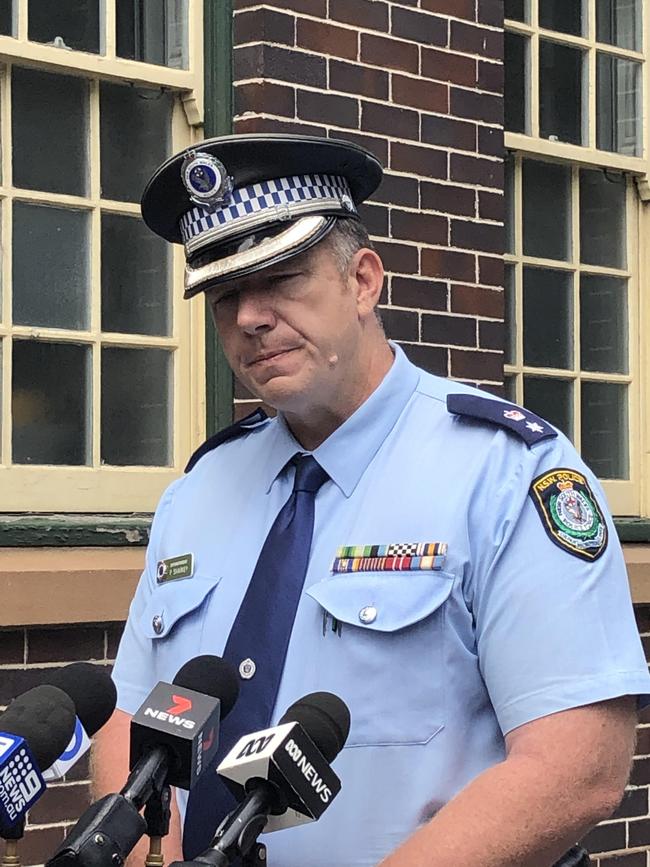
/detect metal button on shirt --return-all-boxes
[152,614,164,635]
[359,605,377,624]
[239,658,256,679]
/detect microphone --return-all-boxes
[42,663,117,781]
[46,656,240,867]
[126,655,240,804]
[0,685,76,833]
[178,692,350,867]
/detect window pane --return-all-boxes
[579,169,626,268]
[12,67,88,196]
[100,81,173,203]
[505,0,526,21]
[13,203,90,330]
[580,276,628,374]
[0,1,13,35]
[597,54,641,156]
[505,157,515,254]
[116,0,188,69]
[504,375,517,402]
[540,0,583,35]
[505,32,527,134]
[581,381,628,478]
[102,214,171,336]
[505,265,516,365]
[597,0,640,50]
[540,41,584,145]
[28,0,100,53]
[523,267,573,369]
[101,347,171,466]
[523,160,571,261]
[12,341,90,465]
[524,376,573,438]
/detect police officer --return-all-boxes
[95,134,650,867]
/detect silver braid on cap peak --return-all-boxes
[184,215,330,297]
[179,173,356,256]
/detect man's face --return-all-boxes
[207,242,365,416]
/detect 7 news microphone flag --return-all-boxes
[46,655,240,867]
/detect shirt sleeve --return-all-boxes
[112,477,184,715]
[465,430,650,736]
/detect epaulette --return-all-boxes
[185,408,269,473]
[446,394,558,447]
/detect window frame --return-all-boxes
[0,0,209,512]
[504,153,641,515]
[504,0,647,517]
[505,0,650,181]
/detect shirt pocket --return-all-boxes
[139,575,222,677]
[306,570,454,747]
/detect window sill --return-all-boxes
[2,544,650,628]
[0,547,144,626]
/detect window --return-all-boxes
[504,0,645,516]
[0,1,205,511]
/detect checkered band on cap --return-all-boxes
[179,173,356,255]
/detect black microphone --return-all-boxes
[0,685,76,833]
[42,663,117,781]
[46,656,240,867]
[178,692,350,867]
[126,654,240,805]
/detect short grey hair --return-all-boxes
[322,217,384,328]
[322,217,376,275]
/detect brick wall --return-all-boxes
[579,609,650,867]
[231,0,505,419]
[0,625,122,866]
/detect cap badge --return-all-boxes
[182,150,233,209]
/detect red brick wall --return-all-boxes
[0,625,121,866]
[580,609,650,866]
[231,0,506,418]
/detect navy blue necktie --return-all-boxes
[183,454,329,858]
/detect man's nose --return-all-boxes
[236,291,275,334]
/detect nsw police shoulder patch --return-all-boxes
[529,468,608,561]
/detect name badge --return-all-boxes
[156,553,195,583]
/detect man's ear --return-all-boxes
[350,248,385,317]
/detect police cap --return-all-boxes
[141,133,383,298]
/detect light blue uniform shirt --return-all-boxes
[113,343,650,867]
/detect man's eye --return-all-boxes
[213,291,237,305]
[270,272,300,285]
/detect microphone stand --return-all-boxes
[144,784,172,867]
[1,819,25,867]
[170,785,273,867]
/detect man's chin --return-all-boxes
[244,373,307,412]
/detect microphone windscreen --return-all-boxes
[279,692,351,762]
[44,663,117,736]
[173,655,239,719]
[1,684,76,769]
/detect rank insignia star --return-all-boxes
[504,409,526,422]
[526,421,545,433]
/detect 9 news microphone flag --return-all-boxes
[183,454,330,858]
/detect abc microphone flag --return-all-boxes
[217,691,350,833]
[167,694,352,867]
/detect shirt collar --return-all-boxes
[260,343,420,496]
